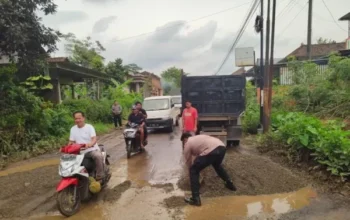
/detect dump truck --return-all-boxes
[181,74,246,146]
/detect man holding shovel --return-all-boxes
[181,133,236,206]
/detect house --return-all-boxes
[0,56,109,104]
[128,71,162,97]
[278,42,346,85]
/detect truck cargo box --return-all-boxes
[181,74,246,117]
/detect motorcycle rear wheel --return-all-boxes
[57,185,81,217]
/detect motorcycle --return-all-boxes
[56,144,111,217]
[123,122,148,159]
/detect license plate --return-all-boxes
[61,154,76,161]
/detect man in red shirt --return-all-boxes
[182,100,198,136]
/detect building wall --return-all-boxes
[279,64,328,85]
[151,75,162,96]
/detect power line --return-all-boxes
[111,1,252,42]
[214,0,260,75]
[238,0,297,48]
[320,0,347,32]
[275,0,308,42]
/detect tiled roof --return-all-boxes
[339,12,350,20]
[46,57,69,63]
[284,42,345,60]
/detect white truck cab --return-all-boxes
[143,96,179,132]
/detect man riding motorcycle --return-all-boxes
[68,111,104,183]
[128,106,146,149]
[135,101,148,141]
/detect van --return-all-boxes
[143,96,179,132]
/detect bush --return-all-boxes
[242,82,260,134]
[262,111,350,178]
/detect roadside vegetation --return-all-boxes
[0,0,142,167]
[243,54,350,180]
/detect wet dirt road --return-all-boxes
[1,127,350,220]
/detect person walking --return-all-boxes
[112,101,123,129]
[181,133,236,206]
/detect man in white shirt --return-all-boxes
[68,111,104,181]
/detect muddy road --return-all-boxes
[0,127,350,220]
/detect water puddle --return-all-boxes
[185,187,317,219]
[0,159,59,177]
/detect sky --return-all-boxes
[41,0,350,76]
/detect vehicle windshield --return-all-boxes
[143,99,170,111]
[172,97,181,104]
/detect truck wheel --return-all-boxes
[232,141,240,147]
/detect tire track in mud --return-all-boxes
[0,131,125,219]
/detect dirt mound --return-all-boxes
[177,149,307,197]
[103,180,132,202]
[151,183,174,193]
[163,196,186,209]
[0,165,58,218]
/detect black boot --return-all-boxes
[184,195,201,206]
[225,181,237,191]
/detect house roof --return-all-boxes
[279,42,346,63]
[232,67,245,75]
[139,71,161,80]
[339,12,350,20]
[47,57,69,63]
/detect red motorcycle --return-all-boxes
[56,144,111,216]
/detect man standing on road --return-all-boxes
[112,101,123,129]
[182,100,198,135]
[135,101,148,141]
[69,111,105,183]
[181,133,236,206]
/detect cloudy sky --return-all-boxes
[42,0,350,76]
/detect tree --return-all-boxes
[124,63,142,73]
[160,67,185,88]
[105,58,129,83]
[317,37,336,44]
[0,0,61,72]
[64,33,105,72]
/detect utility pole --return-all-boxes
[259,0,264,130]
[307,0,313,59]
[265,0,277,131]
[263,0,271,133]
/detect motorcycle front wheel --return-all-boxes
[57,185,81,217]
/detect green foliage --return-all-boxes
[265,112,350,179]
[124,63,142,73]
[0,0,61,73]
[242,82,260,134]
[105,58,129,83]
[21,75,53,95]
[105,79,143,119]
[161,67,184,88]
[64,33,105,71]
[275,54,350,119]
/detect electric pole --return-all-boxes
[307,0,313,59]
[259,0,264,130]
[263,0,271,133]
[265,0,277,131]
